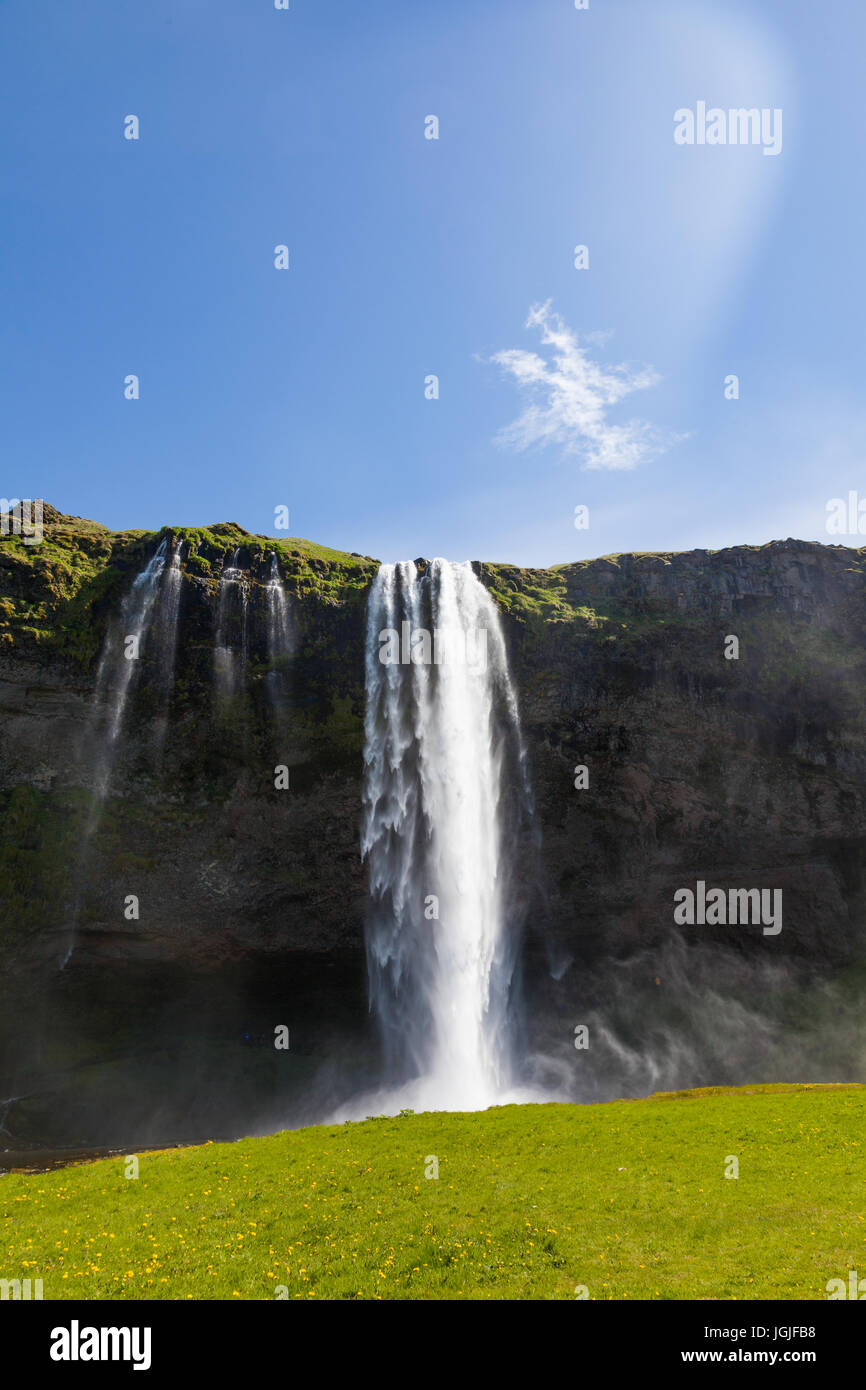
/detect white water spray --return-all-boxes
[350,559,536,1115]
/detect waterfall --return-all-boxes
[358,558,532,1113]
[264,553,292,705]
[90,538,169,796]
[154,540,182,691]
[214,549,248,708]
[151,539,183,758]
[65,538,172,967]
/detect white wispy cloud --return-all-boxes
[489,301,682,471]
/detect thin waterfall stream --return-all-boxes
[64,538,179,968]
[265,552,292,706]
[214,549,248,708]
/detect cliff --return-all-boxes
[2,509,866,1144]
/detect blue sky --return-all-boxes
[1,0,864,566]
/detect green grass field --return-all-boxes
[3,1083,864,1300]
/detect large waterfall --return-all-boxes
[358,558,534,1114]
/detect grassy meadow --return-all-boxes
[2,1083,864,1300]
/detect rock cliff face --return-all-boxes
[2,511,866,1145]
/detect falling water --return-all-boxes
[154,540,182,687]
[151,539,183,759]
[65,538,171,967]
[89,538,169,801]
[264,553,292,705]
[356,558,534,1114]
[214,549,248,707]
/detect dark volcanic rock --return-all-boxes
[2,520,866,1142]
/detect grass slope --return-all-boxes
[3,1084,864,1301]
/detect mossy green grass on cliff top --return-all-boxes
[168,522,377,571]
[0,509,379,662]
[3,1083,864,1301]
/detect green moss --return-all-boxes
[5,511,865,679]
[0,509,380,668]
